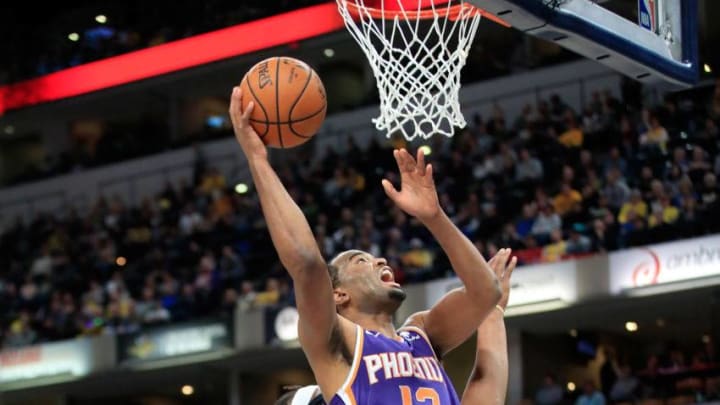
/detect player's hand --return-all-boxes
[382,148,441,222]
[229,87,267,162]
[487,248,517,310]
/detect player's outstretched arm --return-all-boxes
[384,148,502,356]
[229,87,338,356]
[461,250,516,405]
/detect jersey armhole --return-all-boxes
[397,325,442,362]
[335,324,364,405]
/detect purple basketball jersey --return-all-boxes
[328,325,460,405]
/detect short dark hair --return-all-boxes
[327,263,340,288]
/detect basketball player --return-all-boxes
[229,87,502,404]
[461,248,515,405]
[274,248,517,405]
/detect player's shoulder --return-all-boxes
[397,324,431,344]
[399,310,429,334]
[398,311,441,359]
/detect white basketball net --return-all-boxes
[336,0,482,141]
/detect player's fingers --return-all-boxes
[393,149,403,170]
[241,100,255,122]
[501,248,511,270]
[400,148,416,172]
[423,164,434,185]
[492,250,505,270]
[417,148,426,174]
[229,87,240,120]
[506,256,518,276]
[381,179,400,200]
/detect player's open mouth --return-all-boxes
[380,267,400,287]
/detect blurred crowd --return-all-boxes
[533,342,719,405]
[1,78,720,350]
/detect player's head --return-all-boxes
[275,385,324,405]
[328,249,406,315]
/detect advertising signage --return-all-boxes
[609,234,720,293]
[118,319,232,363]
[0,337,112,386]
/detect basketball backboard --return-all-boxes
[473,0,699,87]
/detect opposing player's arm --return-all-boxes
[384,148,502,356]
[229,87,342,357]
[461,250,516,405]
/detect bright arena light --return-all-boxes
[323,48,335,58]
[68,33,80,42]
[567,382,576,392]
[419,145,432,156]
[704,64,712,73]
[95,15,107,24]
[235,183,249,194]
[181,385,194,396]
[625,321,638,332]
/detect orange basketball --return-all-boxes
[239,56,327,148]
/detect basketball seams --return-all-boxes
[287,108,326,139]
[248,104,326,125]
[288,69,325,141]
[275,57,284,148]
[242,71,270,138]
[285,59,314,145]
[287,66,314,122]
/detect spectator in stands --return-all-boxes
[30,244,53,279]
[558,109,584,148]
[535,373,565,405]
[673,176,698,206]
[617,189,647,225]
[400,238,435,282]
[639,111,669,155]
[688,146,712,184]
[516,202,537,238]
[542,229,567,262]
[575,380,606,405]
[499,223,526,251]
[602,168,630,211]
[566,224,591,255]
[590,218,616,252]
[671,146,690,175]
[532,204,562,243]
[608,365,639,403]
[253,277,281,307]
[700,172,719,209]
[647,194,679,228]
[237,281,257,312]
[553,183,583,217]
[602,147,628,179]
[135,287,170,324]
[4,311,37,347]
[515,148,544,183]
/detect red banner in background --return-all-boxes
[0,2,344,115]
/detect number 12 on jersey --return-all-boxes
[400,386,440,405]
